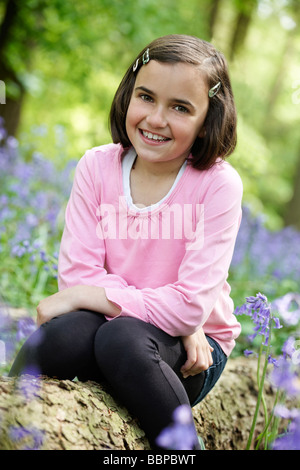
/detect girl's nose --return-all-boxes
[146,106,167,128]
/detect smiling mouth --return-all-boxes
[140,129,171,142]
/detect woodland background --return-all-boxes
[0,0,300,363]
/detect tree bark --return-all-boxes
[208,0,222,39]
[284,142,300,230]
[0,0,24,136]
[229,0,258,61]
[0,357,283,450]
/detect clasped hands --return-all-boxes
[36,285,213,378]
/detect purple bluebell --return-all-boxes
[272,293,300,327]
[16,317,36,342]
[235,293,282,346]
[244,349,254,357]
[272,407,300,450]
[231,206,300,286]
[9,425,44,450]
[269,356,300,397]
[281,336,296,359]
[156,404,198,450]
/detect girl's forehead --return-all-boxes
[134,60,208,94]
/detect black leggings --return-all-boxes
[9,311,207,448]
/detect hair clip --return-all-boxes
[142,48,150,65]
[208,81,221,98]
[132,48,150,73]
[133,59,139,72]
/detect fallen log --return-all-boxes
[0,357,279,450]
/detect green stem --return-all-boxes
[255,342,271,449]
[246,322,273,450]
[257,342,269,426]
[269,391,285,445]
[255,388,281,450]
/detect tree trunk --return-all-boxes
[208,0,222,39]
[284,143,300,229]
[0,0,23,136]
[0,357,283,450]
[229,0,257,61]
[264,33,295,125]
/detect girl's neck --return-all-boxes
[129,154,187,207]
[132,154,186,180]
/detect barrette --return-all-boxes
[208,81,221,98]
[133,59,139,72]
[142,48,150,65]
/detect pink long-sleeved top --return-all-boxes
[58,143,243,356]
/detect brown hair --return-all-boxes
[109,34,237,170]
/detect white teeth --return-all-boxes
[142,130,168,141]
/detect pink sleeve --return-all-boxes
[58,152,130,291]
[105,168,243,336]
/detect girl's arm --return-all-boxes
[58,150,131,292]
[36,285,121,326]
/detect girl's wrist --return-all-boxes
[72,285,101,311]
[74,285,120,317]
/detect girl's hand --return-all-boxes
[180,328,214,378]
[36,287,79,326]
[36,285,121,327]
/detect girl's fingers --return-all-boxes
[182,347,214,377]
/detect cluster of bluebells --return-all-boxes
[270,340,300,450]
[0,301,36,371]
[272,406,300,450]
[0,117,75,252]
[234,292,282,349]
[10,240,59,280]
[231,206,300,288]
[0,118,76,302]
[235,293,300,450]
[0,299,44,449]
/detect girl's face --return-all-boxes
[126,60,209,168]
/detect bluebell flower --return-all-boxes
[156,404,198,450]
[9,425,44,450]
[267,354,278,366]
[281,336,296,359]
[235,293,282,347]
[269,356,300,397]
[244,349,254,357]
[39,250,48,263]
[16,317,36,342]
[272,293,300,327]
[272,407,300,450]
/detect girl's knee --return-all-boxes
[94,317,155,368]
[95,317,138,352]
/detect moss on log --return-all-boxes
[0,357,279,450]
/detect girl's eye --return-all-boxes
[140,94,153,102]
[174,105,189,114]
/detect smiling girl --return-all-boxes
[10,35,243,450]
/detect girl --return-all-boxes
[9,35,243,450]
